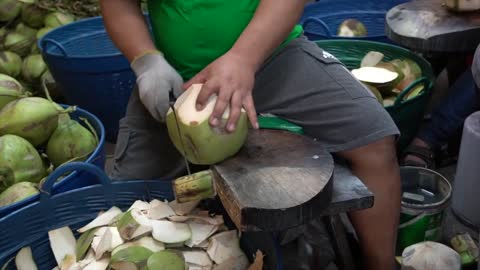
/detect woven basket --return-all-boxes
[0,162,283,269]
[315,39,435,151]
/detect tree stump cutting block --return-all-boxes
[211,129,334,232]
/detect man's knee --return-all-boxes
[337,136,398,169]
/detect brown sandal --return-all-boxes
[400,144,436,169]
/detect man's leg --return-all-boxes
[110,86,188,181]
[252,36,401,270]
[337,137,401,269]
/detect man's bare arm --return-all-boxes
[99,0,156,62]
[230,0,308,71]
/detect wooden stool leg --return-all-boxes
[326,215,356,270]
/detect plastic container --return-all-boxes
[300,0,409,44]
[38,16,138,143]
[396,166,452,254]
[314,39,435,151]
[0,162,283,269]
[0,105,106,217]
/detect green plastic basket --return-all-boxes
[314,40,435,152]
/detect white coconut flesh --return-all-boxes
[151,220,192,243]
[183,250,213,268]
[169,199,200,216]
[148,199,176,220]
[351,66,399,84]
[48,226,77,269]
[91,227,124,259]
[128,200,151,213]
[206,230,246,265]
[360,51,384,67]
[78,206,123,233]
[170,84,245,126]
[112,236,165,256]
[15,246,38,270]
[185,222,219,248]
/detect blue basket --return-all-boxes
[0,163,283,269]
[0,105,106,217]
[38,16,137,143]
[300,0,410,44]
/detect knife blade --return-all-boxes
[169,89,192,176]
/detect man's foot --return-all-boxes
[401,138,436,169]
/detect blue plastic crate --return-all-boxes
[300,0,410,44]
[0,163,283,269]
[0,105,106,217]
[38,16,140,143]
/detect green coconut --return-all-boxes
[147,250,185,270]
[166,83,248,165]
[44,11,74,28]
[30,42,39,53]
[0,97,73,147]
[0,181,39,207]
[0,51,22,77]
[364,84,383,104]
[21,3,47,28]
[375,62,405,95]
[0,134,47,191]
[337,19,367,37]
[0,0,22,22]
[21,54,47,83]
[35,26,53,40]
[4,32,34,57]
[390,59,422,91]
[0,73,27,110]
[46,118,97,167]
[15,23,37,39]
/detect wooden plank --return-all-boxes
[386,0,480,52]
[212,129,334,232]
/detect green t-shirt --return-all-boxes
[147,0,303,80]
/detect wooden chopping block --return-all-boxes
[173,129,334,232]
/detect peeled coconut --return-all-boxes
[4,32,34,57]
[0,97,71,147]
[445,0,480,11]
[401,241,461,270]
[0,73,27,110]
[337,19,367,37]
[21,54,47,83]
[21,3,48,28]
[374,62,405,95]
[360,51,384,67]
[46,118,97,167]
[166,84,248,165]
[44,11,74,28]
[351,66,399,89]
[0,0,22,22]
[0,181,39,207]
[390,59,422,92]
[0,134,47,190]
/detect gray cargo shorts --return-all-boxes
[110,35,400,180]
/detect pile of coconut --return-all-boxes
[350,51,424,107]
[0,0,80,100]
[0,73,98,208]
[7,199,264,270]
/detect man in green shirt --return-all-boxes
[100,1,401,269]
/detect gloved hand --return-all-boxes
[131,50,184,122]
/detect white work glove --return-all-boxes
[131,51,184,122]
